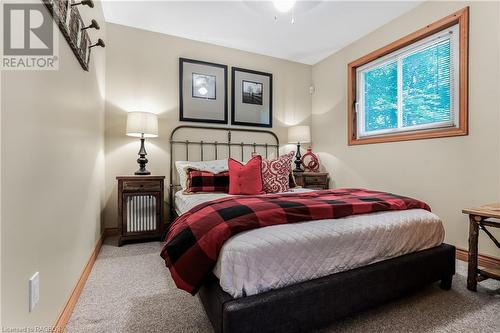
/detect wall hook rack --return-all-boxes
[43,0,101,71]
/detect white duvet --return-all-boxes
[174,190,444,298]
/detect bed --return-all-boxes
[166,125,456,333]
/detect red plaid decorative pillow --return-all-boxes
[186,170,229,193]
[261,151,295,193]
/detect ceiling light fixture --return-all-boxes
[273,0,296,13]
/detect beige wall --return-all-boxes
[0,56,3,329]
[312,1,500,257]
[0,3,106,328]
[104,23,312,228]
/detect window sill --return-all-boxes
[348,126,468,146]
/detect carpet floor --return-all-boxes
[66,238,500,333]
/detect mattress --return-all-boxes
[174,188,312,215]
[174,190,445,298]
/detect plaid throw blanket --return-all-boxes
[160,188,430,294]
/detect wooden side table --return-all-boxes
[117,176,165,246]
[462,204,500,291]
[293,172,329,190]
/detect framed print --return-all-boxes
[192,73,216,99]
[242,80,263,105]
[231,67,273,127]
[179,58,228,124]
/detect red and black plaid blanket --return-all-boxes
[160,188,430,294]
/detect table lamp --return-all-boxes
[126,111,158,175]
[288,125,311,172]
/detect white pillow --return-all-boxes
[175,159,228,190]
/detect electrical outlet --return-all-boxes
[29,272,39,312]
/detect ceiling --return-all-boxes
[102,1,423,65]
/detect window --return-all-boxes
[348,7,468,145]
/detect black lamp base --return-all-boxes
[293,142,303,172]
[134,167,150,176]
[135,136,151,175]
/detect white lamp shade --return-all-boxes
[288,125,311,144]
[126,112,158,138]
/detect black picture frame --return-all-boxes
[231,67,273,128]
[179,58,228,124]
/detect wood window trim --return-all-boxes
[347,7,469,146]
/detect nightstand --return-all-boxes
[116,176,165,246]
[293,172,329,190]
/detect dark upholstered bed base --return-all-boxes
[198,244,456,333]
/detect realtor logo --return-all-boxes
[1,2,58,70]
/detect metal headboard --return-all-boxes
[169,125,280,214]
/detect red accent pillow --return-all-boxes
[186,170,229,193]
[228,156,264,195]
[261,151,295,193]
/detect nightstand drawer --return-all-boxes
[123,181,161,192]
[293,172,329,190]
[304,176,327,185]
[307,185,328,190]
